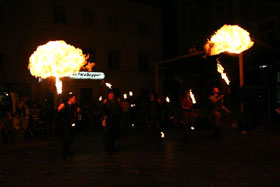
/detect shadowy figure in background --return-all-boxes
[57,93,79,161]
[101,92,122,156]
[181,90,196,143]
[209,87,230,140]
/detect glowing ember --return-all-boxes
[123,93,127,99]
[216,58,230,85]
[105,82,112,89]
[28,40,87,94]
[161,131,165,138]
[204,24,254,56]
[191,126,195,130]
[189,89,196,104]
[99,96,102,101]
[166,97,170,103]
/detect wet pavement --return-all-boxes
[1,122,280,187]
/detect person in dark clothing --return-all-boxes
[181,90,196,143]
[58,94,79,161]
[209,87,230,140]
[101,92,122,156]
[146,93,157,128]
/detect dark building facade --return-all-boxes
[0,0,162,104]
[153,0,280,124]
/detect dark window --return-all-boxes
[139,53,149,72]
[138,21,149,36]
[81,9,94,27]
[189,8,197,27]
[0,53,4,70]
[181,6,186,31]
[0,4,6,23]
[53,5,67,24]
[108,50,120,70]
[215,0,225,17]
[108,14,119,32]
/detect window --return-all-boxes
[0,4,6,23]
[53,5,67,24]
[182,5,197,29]
[108,14,119,32]
[139,53,149,72]
[0,53,4,70]
[108,50,120,70]
[81,9,94,27]
[215,0,225,17]
[138,21,149,36]
[189,8,197,27]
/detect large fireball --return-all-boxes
[28,40,87,93]
[205,24,254,56]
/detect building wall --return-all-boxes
[0,0,161,102]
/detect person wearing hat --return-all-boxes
[209,87,230,140]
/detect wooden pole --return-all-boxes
[239,53,244,87]
[155,64,159,93]
[239,53,244,113]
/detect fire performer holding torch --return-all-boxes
[57,93,80,161]
[28,40,93,160]
[209,87,230,140]
[181,89,196,143]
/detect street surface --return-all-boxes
[1,122,280,187]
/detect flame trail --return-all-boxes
[189,89,196,104]
[216,58,230,85]
[28,40,88,94]
[123,93,127,99]
[205,24,254,56]
[105,82,112,89]
[166,97,170,103]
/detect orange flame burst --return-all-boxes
[205,24,254,56]
[216,58,230,85]
[28,40,87,94]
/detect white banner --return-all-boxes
[69,72,105,80]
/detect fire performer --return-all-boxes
[209,87,230,140]
[181,90,196,143]
[100,91,122,156]
[57,93,80,161]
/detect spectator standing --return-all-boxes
[101,92,122,156]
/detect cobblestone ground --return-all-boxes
[1,122,280,187]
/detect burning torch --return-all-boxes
[204,24,254,112]
[189,89,196,104]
